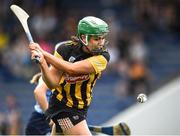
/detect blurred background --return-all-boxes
[0,0,180,134]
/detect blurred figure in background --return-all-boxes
[0,112,7,135]
[5,94,22,135]
[101,9,121,73]
[115,33,151,99]
[127,60,151,96]
[1,34,33,79]
[128,33,148,63]
[31,5,57,39]
[127,33,150,96]
[25,73,52,135]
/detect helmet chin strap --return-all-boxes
[79,35,92,54]
[84,44,92,54]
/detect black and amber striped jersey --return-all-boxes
[52,40,110,110]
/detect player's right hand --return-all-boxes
[30,48,45,64]
[29,42,44,54]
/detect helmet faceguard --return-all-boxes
[77,16,109,46]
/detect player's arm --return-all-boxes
[44,51,96,75]
[34,78,49,112]
[29,43,95,75]
[43,49,108,76]
[41,64,63,90]
[29,42,107,76]
[30,51,62,89]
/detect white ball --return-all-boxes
[137,93,147,103]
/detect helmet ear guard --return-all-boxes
[79,35,89,46]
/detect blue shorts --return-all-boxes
[25,111,51,135]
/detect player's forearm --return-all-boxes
[39,61,58,89]
[39,100,48,112]
[43,51,77,75]
[43,51,94,75]
[34,93,48,112]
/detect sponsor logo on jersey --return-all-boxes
[64,74,90,83]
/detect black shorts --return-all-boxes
[25,111,51,135]
[45,94,87,133]
[52,109,87,133]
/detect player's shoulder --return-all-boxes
[100,51,110,62]
[55,40,77,51]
